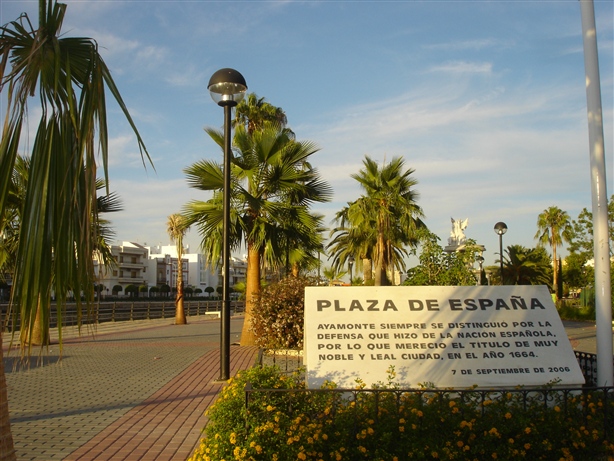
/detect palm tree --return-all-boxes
[233,93,288,136]
[327,202,378,285]
[534,206,573,298]
[502,245,552,286]
[323,266,348,286]
[183,122,331,346]
[0,156,28,287]
[0,2,150,458]
[347,156,425,286]
[167,213,188,325]
[2,158,122,346]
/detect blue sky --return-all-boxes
[1,0,612,268]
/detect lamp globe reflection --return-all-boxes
[208,68,247,106]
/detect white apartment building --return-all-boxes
[94,242,149,296]
[95,242,247,296]
[147,244,247,291]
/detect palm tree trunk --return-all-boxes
[374,232,388,286]
[0,332,17,461]
[175,260,186,325]
[362,258,372,284]
[552,244,558,300]
[19,299,49,346]
[240,244,261,346]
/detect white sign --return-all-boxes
[304,286,585,389]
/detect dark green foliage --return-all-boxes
[404,231,482,286]
[249,276,317,349]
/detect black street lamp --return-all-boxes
[476,255,484,286]
[348,255,355,285]
[493,222,508,285]
[208,68,247,381]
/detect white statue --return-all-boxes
[448,217,468,246]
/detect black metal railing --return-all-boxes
[574,350,614,387]
[0,300,244,331]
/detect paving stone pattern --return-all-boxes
[4,317,251,461]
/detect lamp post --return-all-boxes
[476,255,484,286]
[208,68,247,381]
[493,222,507,285]
[348,255,355,286]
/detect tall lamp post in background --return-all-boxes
[208,68,247,381]
[348,255,355,286]
[494,222,507,285]
[476,255,484,286]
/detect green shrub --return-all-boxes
[189,366,614,461]
[249,276,316,349]
[557,299,597,321]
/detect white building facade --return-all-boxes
[96,242,247,296]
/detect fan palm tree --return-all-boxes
[348,156,425,285]
[167,213,188,325]
[183,122,331,345]
[534,206,573,298]
[327,203,377,285]
[233,93,289,136]
[323,266,348,286]
[502,245,552,286]
[0,2,150,458]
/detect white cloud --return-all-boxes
[428,61,493,74]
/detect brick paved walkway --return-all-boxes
[4,316,258,461]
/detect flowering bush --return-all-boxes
[249,276,317,349]
[189,366,614,461]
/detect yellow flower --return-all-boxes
[457,441,464,448]
[359,446,367,453]
[298,452,307,460]
[554,405,561,412]
[399,426,405,432]
[492,453,498,459]
[229,433,236,445]
[417,410,424,417]
[267,405,274,411]
[508,438,514,444]
[505,412,512,419]
[524,427,531,434]
[255,445,262,454]
[431,451,439,458]
[322,434,328,440]
[399,418,406,424]
[449,401,456,408]
[524,443,531,450]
